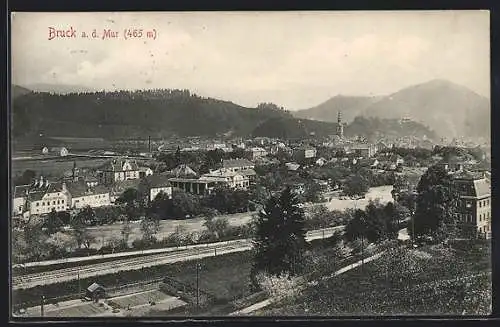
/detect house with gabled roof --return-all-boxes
[98,158,140,185]
[65,180,111,209]
[19,176,71,216]
[139,174,173,202]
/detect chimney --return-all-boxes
[45,179,49,187]
[39,176,44,188]
[62,182,67,192]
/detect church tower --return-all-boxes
[336,111,344,139]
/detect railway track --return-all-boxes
[12,227,343,290]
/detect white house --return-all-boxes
[201,169,250,189]
[41,147,49,155]
[25,176,71,215]
[65,181,111,209]
[139,167,154,178]
[222,159,255,172]
[139,174,173,202]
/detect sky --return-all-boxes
[11,11,490,110]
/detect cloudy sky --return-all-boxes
[11,11,489,110]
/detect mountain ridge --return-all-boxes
[293,79,490,139]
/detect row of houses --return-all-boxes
[12,158,258,218]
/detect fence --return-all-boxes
[160,276,217,307]
[106,278,164,298]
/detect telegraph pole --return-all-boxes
[78,269,81,298]
[196,262,200,310]
[40,295,45,317]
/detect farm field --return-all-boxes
[11,157,110,178]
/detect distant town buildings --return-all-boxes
[351,143,378,158]
[247,147,268,161]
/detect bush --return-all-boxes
[255,272,303,304]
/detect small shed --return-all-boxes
[86,282,106,302]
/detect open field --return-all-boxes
[259,239,491,316]
[11,157,110,177]
[323,185,393,211]
[87,211,256,249]
[87,186,393,249]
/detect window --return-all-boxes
[36,202,39,207]
[479,201,482,208]
[62,199,64,204]
[53,201,56,205]
[42,202,45,206]
[18,206,22,211]
[57,200,60,204]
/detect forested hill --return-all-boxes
[345,116,437,141]
[12,87,438,141]
[12,89,293,139]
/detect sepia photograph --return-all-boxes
[10,10,491,318]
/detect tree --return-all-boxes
[413,165,459,241]
[71,208,96,248]
[140,216,160,244]
[171,189,200,218]
[120,219,132,246]
[203,216,229,240]
[148,191,173,219]
[44,208,65,234]
[45,231,76,257]
[117,188,145,220]
[303,181,323,203]
[343,175,369,197]
[174,146,182,166]
[18,217,51,261]
[252,187,307,282]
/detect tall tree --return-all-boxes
[44,208,64,234]
[412,165,459,241]
[116,188,145,220]
[343,175,369,197]
[174,146,182,166]
[140,216,160,244]
[252,187,307,280]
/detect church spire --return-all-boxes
[336,111,344,139]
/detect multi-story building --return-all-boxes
[16,176,71,216]
[351,144,378,158]
[222,159,255,172]
[98,159,140,185]
[65,180,111,209]
[453,171,491,238]
[293,145,317,162]
[247,147,268,161]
